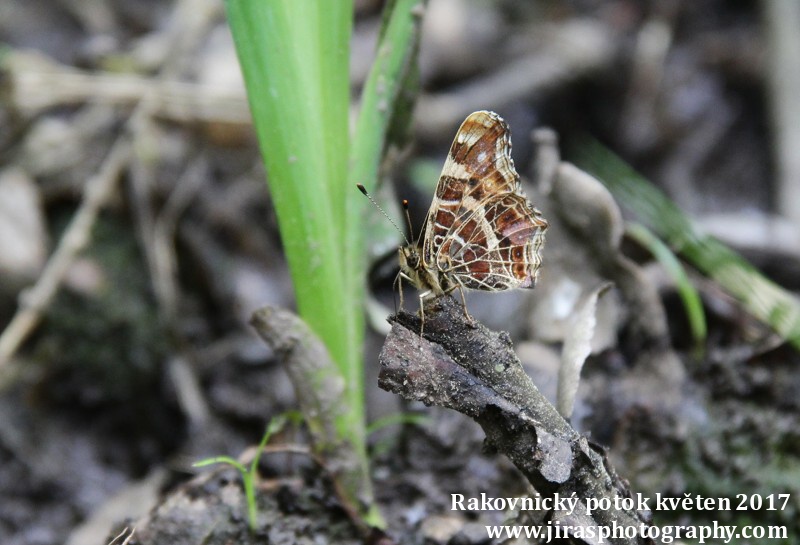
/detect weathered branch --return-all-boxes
[250,306,370,530]
[378,296,653,545]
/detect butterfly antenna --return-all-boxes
[356,184,411,246]
[402,199,415,242]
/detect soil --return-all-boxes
[1,1,799,544]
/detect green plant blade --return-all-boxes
[225,1,354,375]
[627,222,707,353]
[576,141,800,349]
[225,0,426,527]
[249,414,288,475]
[192,456,246,473]
[345,0,426,396]
[224,0,370,516]
[366,412,430,436]
[348,0,426,253]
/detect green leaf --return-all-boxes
[225,1,355,381]
[225,0,426,527]
[192,456,246,473]
[225,0,369,518]
[366,412,430,436]
[627,222,707,355]
[576,141,800,349]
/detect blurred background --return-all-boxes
[1,0,799,543]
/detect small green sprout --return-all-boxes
[193,412,300,531]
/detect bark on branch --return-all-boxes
[378,296,653,545]
[250,306,371,530]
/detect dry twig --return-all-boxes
[0,0,221,368]
[414,20,615,138]
[379,296,653,545]
[4,52,250,125]
[0,139,131,366]
[763,0,800,227]
[250,306,372,535]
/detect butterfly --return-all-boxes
[360,111,548,333]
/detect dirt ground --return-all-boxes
[1,1,799,544]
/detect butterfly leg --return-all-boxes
[396,271,421,314]
[456,284,476,326]
[394,272,407,312]
[418,290,431,336]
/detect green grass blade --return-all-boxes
[627,222,707,353]
[346,0,425,527]
[224,2,353,376]
[349,0,425,194]
[225,0,372,515]
[192,456,246,473]
[226,0,426,526]
[345,0,426,385]
[248,414,288,475]
[576,141,800,349]
[366,412,430,436]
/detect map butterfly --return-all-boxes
[361,111,548,333]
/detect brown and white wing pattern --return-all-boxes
[422,110,548,291]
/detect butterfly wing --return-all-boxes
[422,111,548,291]
[444,192,547,290]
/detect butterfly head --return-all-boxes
[398,244,421,282]
[399,243,445,295]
